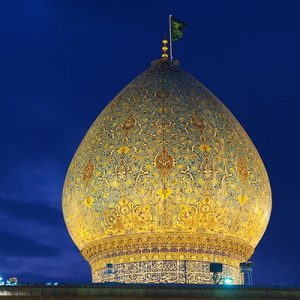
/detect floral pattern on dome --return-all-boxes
[62,60,271,270]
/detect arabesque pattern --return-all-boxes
[92,261,242,284]
[62,59,271,283]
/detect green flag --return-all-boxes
[171,17,187,41]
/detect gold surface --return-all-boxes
[62,59,271,282]
[81,232,252,270]
[92,261,243,284]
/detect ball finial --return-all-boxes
[162,33,169,60]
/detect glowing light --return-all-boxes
[224,277,233,285]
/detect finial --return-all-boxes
[161,33,169,60]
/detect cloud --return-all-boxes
[0,229,60,257]
[0,198,65,260]
[0,159,65,209]
[0,247,90,283]
[0,197,64,227]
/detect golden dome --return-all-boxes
[62,59,271,284]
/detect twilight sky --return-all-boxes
[0,0,300,285]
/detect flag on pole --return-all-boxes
[171,17,187,41]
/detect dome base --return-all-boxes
[81,233,253,271]
[92,260,243,284]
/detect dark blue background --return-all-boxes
[0,0,299,286]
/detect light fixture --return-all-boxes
[224,277,233,285]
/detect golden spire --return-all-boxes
[161,34,169,60]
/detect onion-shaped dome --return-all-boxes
[62,59,271,284]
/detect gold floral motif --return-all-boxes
[117,146,130,155]
[114,156,130,179]
[84,196,94,208]
[82,161,94,184]
[179,205,196,227]
[154,147,175,178]
[198,196,214,214]
[116,197,133,216]
[199,143,212,152]
[238,194,248,205]
[104,209,119,228]
[158,187,172,198]
[199,154,215,178]
[156,89,171,99]
[103,198,152,234]
[178,196,229,234]
[236,157,249,183]
[133,206,152,226]
[121,114,136,133]
[191,112,206,134]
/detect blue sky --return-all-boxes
[0,0,299,285]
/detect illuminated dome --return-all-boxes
[62,59,271,284]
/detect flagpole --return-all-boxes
[169,14,173,61]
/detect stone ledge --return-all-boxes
[0,284,300,299]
